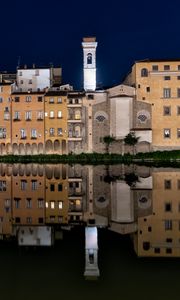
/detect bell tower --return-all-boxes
[82,37,97,91]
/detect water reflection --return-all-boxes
[0,163,180,278]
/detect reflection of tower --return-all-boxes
[84,227,99,279]
[82,37,97,91]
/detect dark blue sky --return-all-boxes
[1,0,180,88]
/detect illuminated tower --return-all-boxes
[82,37,97,91]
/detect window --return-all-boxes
[49,128,55,136]
[163,106,171,116]
[152,65,158,71]
[165,220,172,230]
[0,181,6,191]
[166,248,172,254]
[29,79,32,84]
[38,198,44,208]
[154,248,160,253]
[25,111,32,120]
[57,111,62,118]
[4,111,10,120]
[163,88,171,98]
[37,111,43,120]
[164,179,171,189]
[50,184,55,191]
[0,97,3,102]
[165,203,172,212]
[141,68,148,77]
[178,76,180,80]
[14,198,20,209]
[35,70,39,76]
[58,184,62,191]
[87,53,92,64]
[75,110,81,120]
[20,80,23,84]
[177,129,180,138]
[26,217,32,224]
[49,111,54,118]
[38,217,44,224]
[58,201,63,209]
[31,180,38,190]
[26,96,31,102]
[50,201,55,209]
[21,180,27,190]
[178,65,180,70]
[31,129,37,139]
[57,128,62,136]
[14,97,20,102]
[164,129,171,138]
[15,217,21,223]
[26,198,32,208]
[14,111,20,120]
[164,76,171,80]
[177,88,180,98]
[20,129,26,139]
[0,87,3,93]
[75,98,79,104]
[146,87,150,92]
[4,199,10,208]
[19,71,22,76]
[0,128,6,139]
[38,96,43,102]
[164,65,170,70]
[57,98,62,103]
[49,98,54,103]
[177,106,180,115]
[166,238,172,243]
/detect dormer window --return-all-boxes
[87,53,92,64]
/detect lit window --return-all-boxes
[49,111,54,118]
[50,201,55,209]
[57,111,62,118]
[58,201,63,209]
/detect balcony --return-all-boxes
[37,118,43,121]
[20,136,27,140]
[31,137,37,140]
[25,118,31,121]
[13,118,21,121]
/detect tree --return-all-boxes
[124,132,139,155]
[103,135,116,153]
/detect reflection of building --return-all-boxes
[133,170,180,257]
[45,165,69,224]
[84,227,99,279]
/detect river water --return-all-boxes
[0,163,180,299]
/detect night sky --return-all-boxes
[1,0,180,89]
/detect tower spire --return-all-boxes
[82,37,97,91]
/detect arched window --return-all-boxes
[141,68,148,77]
[87,53,92,64]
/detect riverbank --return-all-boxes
[0,151,180,165]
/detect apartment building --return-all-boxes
[16,65,62,92]
[11,91,45,154]
[123,60,180,150]
[44,91,68,154]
